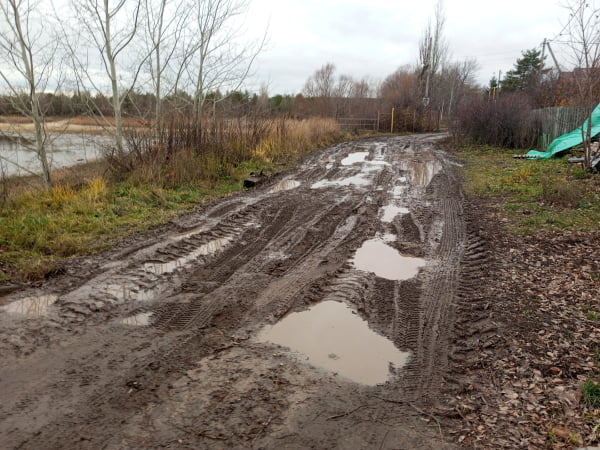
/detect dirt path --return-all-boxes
[0,135,485,449]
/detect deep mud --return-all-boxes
[0,135,483,449]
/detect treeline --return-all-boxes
[0,90,295,119]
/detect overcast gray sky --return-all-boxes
[243,0,572,94]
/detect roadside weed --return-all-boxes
[582,380,600,408]
[457,144,600,233]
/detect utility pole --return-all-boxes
[541,39,547,66]
[545,39,561,72]
[423,36,432,108]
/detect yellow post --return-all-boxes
[390,107,395,133]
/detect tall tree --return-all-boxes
[183,0,265,120]
[418,0,448,107]
[144,0,188,131]
[501,48,545,93]
[0,0,56,187]
[562,0,600,168]
[67,0,146,158]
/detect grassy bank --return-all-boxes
[457,144,600,234]
[0,118,348,282]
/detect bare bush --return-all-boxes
[452,94,540,148]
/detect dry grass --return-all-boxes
[0,115,149,135]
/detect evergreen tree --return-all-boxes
[502,48,545,92]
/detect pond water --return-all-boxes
[0,133,112,177]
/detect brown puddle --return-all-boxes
[171,226,207,240]
[144,235,234,275]
[120,312,153,326]
[257,301,409,385]
[269,180,301,193]
[1,295,58,316]
[397,158,442,186]
[352,239,426,280]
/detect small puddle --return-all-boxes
[1,294,58,316]
[144,235,234,275]
[104,284,157,302]
[380,205,410,223]
[269,180,300,193]
[171,226,207,240]
[352,239,426,280]
[120,312,153,326]
[258,300,409,385]
[341,152,369,166]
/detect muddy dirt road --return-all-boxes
[0,135,488,449]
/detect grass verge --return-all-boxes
[456,143,600,234]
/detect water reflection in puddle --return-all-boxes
[341,152,369,166]
[1,295,58,316]
[104,284,157,302]
[398,159,442,186]
[311,174,372,189]
[258,301,409,385]
[120,312,153,326]
[380,205,410,223]
[144,235,234,275]
[352,239,426,280]
[171,226,207,240]
[269,180,301,193]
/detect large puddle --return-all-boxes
[1,294,58,316]
[398,158,442,186]
[341,152,369,166]
[352,239,426,280]
[311,160,388,190]
[380,205,410,223]
[311,174,372,189]
[257,300,409,385]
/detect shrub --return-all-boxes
[452,93,540,149]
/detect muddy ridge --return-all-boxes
[0,135,482,449]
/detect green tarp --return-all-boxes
[526,102,600,159]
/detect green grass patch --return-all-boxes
[0,172,255,281]
[457,144,600,234]
[582,380,600,408]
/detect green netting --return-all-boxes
[526,103,600,159]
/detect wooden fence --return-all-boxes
[530,106,589,150]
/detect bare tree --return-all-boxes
[182,0,265,120]
[350,78,373,99]
[67,0,147,158]
[562,0,600,168]
[418,0,448,108]
[302,63,360,117]
[0,0,57,187]
[144,0,188,131]
[437,58,479,119]
[303,63,336,98]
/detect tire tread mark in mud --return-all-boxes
[404,166,467,402]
